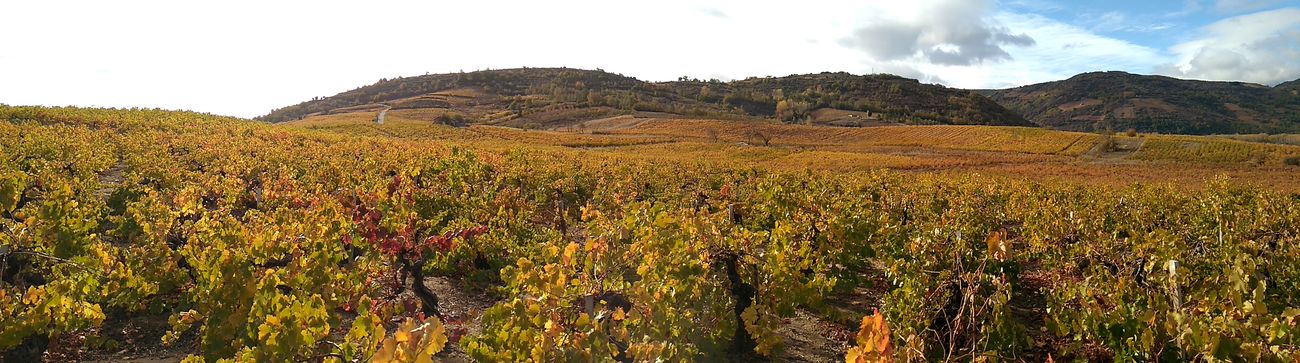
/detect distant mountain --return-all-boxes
[984,72,1300,135]
[1277,79,1300,92]
[693,72,1028,127]
[260,68,1031,127]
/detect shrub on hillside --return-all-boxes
[750,131,772,146]
[1096,129,1117,153]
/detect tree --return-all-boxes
[587,91,604,107]
[776,100,812,122]
[750,131,772,146]
[1096,128,1117,153]
[775,100,793,121]
[699,85,715,102]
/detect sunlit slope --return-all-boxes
[283,111,672,148]
[593,118,1100,155]
[285,111,1300,168]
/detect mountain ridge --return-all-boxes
[264,68,1300,135]
[259,68,1031,128]
[984,71,1300,134]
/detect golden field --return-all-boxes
[286,112,1300,191]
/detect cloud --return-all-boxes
[1078,11,1175,33]
[920,11,1169,89]
[840,0,1035,66]
[1004,0,1064,13]
[1167,0,1204,17]
[1159,7,1300,85]
[698,7,727,19]
[1214,0,1285,13]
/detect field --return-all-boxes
[290,112,1300,191]
[2,106,1300,362]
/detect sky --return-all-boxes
[1,0,1298,118]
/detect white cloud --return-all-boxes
[917,12,1169,89]
[1159,7,1300,85]
[1005,0,1065,13]
[840,0,1035,66]
[1168,0,1205,17]
[1214,0,1286,13]
[699,7,729,19]
[1077,11,1176,33]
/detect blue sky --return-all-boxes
[1,0,1297,118]
[1011,0,1293,49]
[984,0,1299,87]
[1012,0,1199,48]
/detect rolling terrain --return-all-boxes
[267,68,1300,136]
[286,109,1300,191]
[984,71,1300,134]
[260,68,1031,128]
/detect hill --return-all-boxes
[984,71,1300,134]
[1277,78,1300,92]
[259,68,1031,127]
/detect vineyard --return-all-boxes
[1133,135,1299,164]
[2,106,1300,362]
[291,112,1300,191]
[581,119,1102,156]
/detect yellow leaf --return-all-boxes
[395,319,414,343]
[613,307,625,321]
[563,242,579,265]
[373,334,397,363]
[849,310,892,362]
[576,313,591,328]
[846,346,865,363]
[545,319,561,336]
[986,231,1009,262]
[419,318,447,361]
[414,352,433,363]
[741,305,759,327]
[371,319,387,352]
[428,319,447,354]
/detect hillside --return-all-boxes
[259,68,1031,127]
[1278,79,1300,92]
[984,71,1300,134]
[287,107,1300,189]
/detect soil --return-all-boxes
[776,309,854,362]
[427,276,498,362]
[44,309,196,363]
